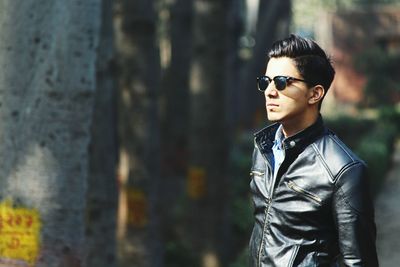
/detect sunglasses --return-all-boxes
[256,75,309,92]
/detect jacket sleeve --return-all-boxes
[332,162,379,267]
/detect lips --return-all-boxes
[266,103,279,107]
[266,103,279,112]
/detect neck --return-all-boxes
[281,112,319,138]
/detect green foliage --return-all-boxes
[355,123,396,195]
[163,193,201,267]
[229,247,250,267]
[325,116,374,148]
[354,0,400,4]
[327,109,400,196]
[165,240,199,267]
[232,198,253,234]
[379,106,400,132]
[229,133,254,234]
[354,46,400,107]
[227,133,254,265]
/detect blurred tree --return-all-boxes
[157,0,198,265]
[160,0,193,177]
[225,0,246,131]
[158,0,193,249]
[0,0,101,266]
[346,0,400,10]
[186,0,231,266]
[238,0,291,129]
[354,46,400,107]
[114,0,163,266]
[86,0,118,266]
[292,0,400,35]
[226,0,292,265]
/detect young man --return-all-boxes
[249,34,378,266]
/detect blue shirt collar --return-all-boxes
[273,125,284,150]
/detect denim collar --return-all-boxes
[273,125,284,150]
[254,115,326,155]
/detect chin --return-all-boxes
[267,113,283,123]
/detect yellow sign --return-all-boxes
[0,200,41,266]
[187,166,206,199]
[126,189,148,228]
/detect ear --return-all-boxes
[308,85,325,105]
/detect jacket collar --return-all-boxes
[254,115,326,155]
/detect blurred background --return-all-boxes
[0,0,399,266]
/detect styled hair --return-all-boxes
[268,34,335,106]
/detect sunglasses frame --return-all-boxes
[257,75,309,92]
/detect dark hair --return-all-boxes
[268,34,335,106]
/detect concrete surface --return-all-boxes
[375,140,400,267]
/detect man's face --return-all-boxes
[264,57,312,126]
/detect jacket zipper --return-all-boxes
[287,181,322,204]
[257,198,271,267]
[254,140,274,267]
[250,170,265,176]
[288,245,300,267]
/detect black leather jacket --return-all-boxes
[249,116,378,267]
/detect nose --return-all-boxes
[265,83,278,98]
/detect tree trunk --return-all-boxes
[159,0,194,261]
[238,0,291,128]
[0,1,101,266]
[225,0,246,131]
[187,1,230,266]
[160,0,193,194]
[86,0,118,266]
[114,0,162,266]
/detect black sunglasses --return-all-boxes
[256,75,309,92]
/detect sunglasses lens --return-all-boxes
[257,77,270,91]
[274,77,287,91]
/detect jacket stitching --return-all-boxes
[289,245,300,267]
[311,143,335,182]
[333,162,364,215]
[312,137,361,184]
[335,184,363,216]
[328,135,356,162]
[335,162,361,184]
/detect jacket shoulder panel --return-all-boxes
[312,132,364,183]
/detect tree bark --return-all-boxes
[86,0,118,266]
[114,0,162,266]
[0,1,101,266]
[187,1,230,266]
[238,0,291,128]
[159,0,194,260]
[160,0,193,186]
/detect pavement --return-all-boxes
[375,140,400,267]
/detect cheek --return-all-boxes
[282,90,309,105]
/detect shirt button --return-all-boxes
[289,141,296,147]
